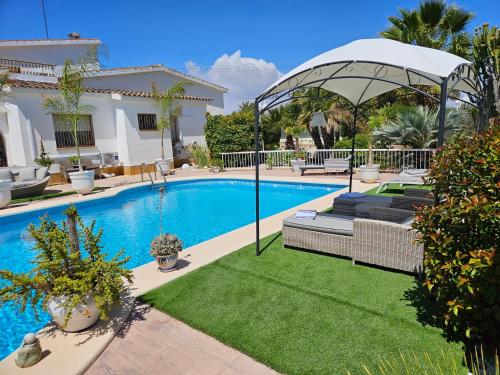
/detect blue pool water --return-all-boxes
[0,178,345,358]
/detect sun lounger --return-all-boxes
[376,169,428,193]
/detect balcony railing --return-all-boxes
[0,58,55,76]
[221,148,436,173]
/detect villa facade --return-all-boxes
[0,35,227,174]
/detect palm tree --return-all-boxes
[373,105,461,148]
[0,73,8,105]
[261,107,283,148]
[237,101,255,114]
[284,124,306,151]
[43,59,96,172]
[151,81,186,161]
[380,0,474,58]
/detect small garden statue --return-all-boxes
[15,333,42,368]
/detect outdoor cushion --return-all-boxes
[400,216,415,226]
[283,213,354,236]
[11,180,38,189]
[334,195,393,206]
[17,167,37,182]
[0,168,13,182]
[36,167,49,181]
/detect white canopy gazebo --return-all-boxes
[253,38,481,255]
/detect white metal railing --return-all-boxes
[221,149,436,173]
[0,58,56,76]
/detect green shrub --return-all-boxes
[0,206,133,324]
[350,347,499,375]
[188,144,210,167]
[333,133,370,149]
[413,125,499,344]
[205,112,255,158]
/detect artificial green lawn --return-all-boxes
[364,183,432,197]
[10,186,108,204]
[142,233,464,375]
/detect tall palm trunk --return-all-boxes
[72,117,83,172]
[160,128,165,160]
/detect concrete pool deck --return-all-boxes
[0,170,379,374]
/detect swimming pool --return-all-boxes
[0,178,345,358]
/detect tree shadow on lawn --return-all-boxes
[403,281,464,344]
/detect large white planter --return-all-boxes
[360,165,380,183]
[0,180,11,208]
[48,295,100,332]
[291,159,305,173]
[69,170,95,194]
[156,159,171,175]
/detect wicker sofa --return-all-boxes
[282,207,423,274]
[0,166,51,199]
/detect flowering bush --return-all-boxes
[413,125,499,344]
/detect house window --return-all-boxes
[170,117,180,143]
[53,114,95,148]
[138,113,157,130]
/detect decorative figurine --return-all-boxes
[15,333,42,368]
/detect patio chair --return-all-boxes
[376,169,428,193]
[0,166,51,199]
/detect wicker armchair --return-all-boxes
[352,211,423,274]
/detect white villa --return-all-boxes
[0,34,227,175]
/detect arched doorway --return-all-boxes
[0,133,7,167]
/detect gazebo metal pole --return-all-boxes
[254,99,261,256]
[348,106,358,192]
[437,79,448,147]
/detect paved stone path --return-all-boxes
[86,304,278,375]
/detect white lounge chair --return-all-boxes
[376,169,428,193]
[298,157,350,176]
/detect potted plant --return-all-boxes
[34,140,54,168]
[69,155,79,168]
[43,53,97,194]
[209,158,224,173]
[0,205,133,332]
[359,118,380,183]
[291,150,306,172]
[151,81,187,175]
[150,234,183,272]
[150,186,182,271]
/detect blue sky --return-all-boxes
[1,0,498,110]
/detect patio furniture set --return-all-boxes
[0,166,51,199]
[282,189,432,274]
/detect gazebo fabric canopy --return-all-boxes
[258,38,478,107]
[252,39,480,257]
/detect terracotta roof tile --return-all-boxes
[7,79,213,101]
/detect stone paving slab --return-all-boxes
[86,305,279,375]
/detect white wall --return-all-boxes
[0,42,99,66]
[114,95,173,166]
[1,87,210,167]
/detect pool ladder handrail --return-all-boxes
[140,162,167,189]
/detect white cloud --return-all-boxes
[185,51,282,113]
